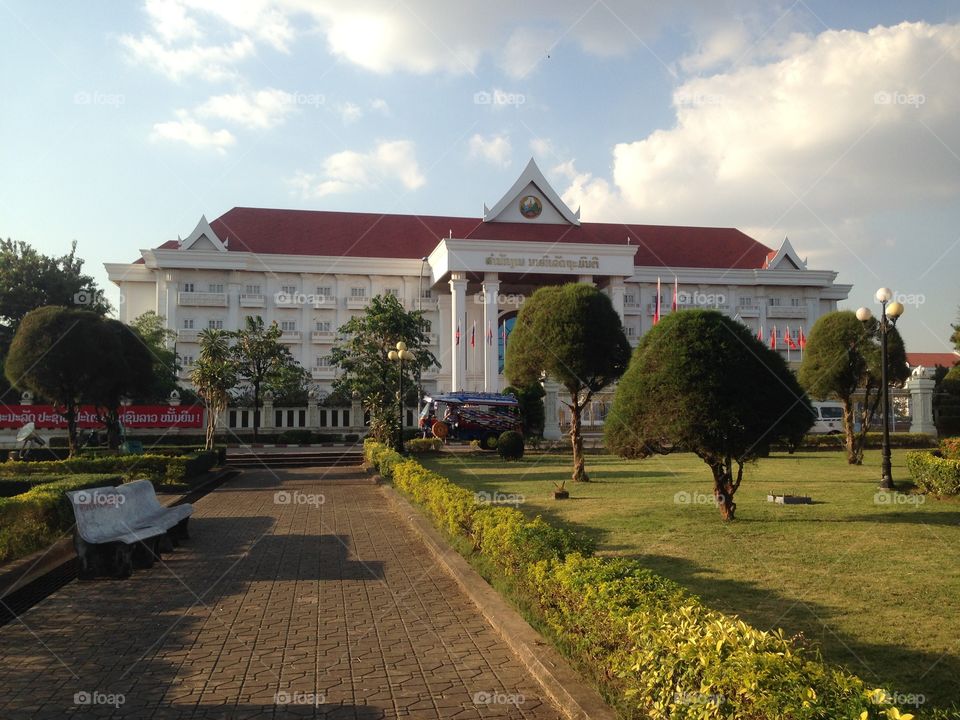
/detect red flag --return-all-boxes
[470,321,476,348]
[486,321,493,346]
[672,277,678,312]
[455,323,460,346]
[653,277,661,325]
[786,326,798,350]
[757,325,763,341]
[799,327,806,349]
[770,325,777,350]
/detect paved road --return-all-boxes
[0,466,564,719]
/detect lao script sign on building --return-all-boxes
[0,405,204,429]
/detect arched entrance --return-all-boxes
[497,310,518,374]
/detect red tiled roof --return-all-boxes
[907,352,959,369]
[151,207,772,270]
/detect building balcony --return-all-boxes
[311,331,335,343]
[767,305,808,319]
[346,297,370,309]
[239,293,265,308]
[279,331,302,343]
[177,329,200,342]
[416,298,438,311]
[623,301,642,314]
[735,305,760,317]
[425,333,439,346]
[311,367,335,380]
[178,291,228,307]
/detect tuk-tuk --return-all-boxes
[419,392,522,449]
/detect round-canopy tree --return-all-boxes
[798,310,908,465]
[505,283,631,482]
[605,310,813,520]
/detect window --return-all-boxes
[183,319,194,329]
[623,293,636,305]
[281,285,296,295]
[315,321,331,332]
[624,326,635,336]
[790,297,804,307]
[245,284,261,294]
[315,356,332,367]
[769,297,782,306]
[420,288,432,299]
[182,355,194,366]
[385,288,400,298]
[207,320,223,330]
[820,406,843,420]
[208,283,224,293]
[422,320,432,332]
[738,297,753,306]
[350,287,366,298]
[182,282,194,293]
[280,321,297,332]
[316,286,332,296]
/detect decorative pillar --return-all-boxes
[227,279,241,330]
[449,272,467,392]
[262,391,275,430]
[163,273,178,349]
[350,391,363,432]
[906,367,937,435]
[577,275,594,285]
[542,380,562,440]
[609,281,625,324]
[437,293,452,392]
[481,273,500,392]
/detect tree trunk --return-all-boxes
[842,400,861,465]
[66,405,78,458]
[205,404,216,451]
[569,396,589,482]
[710,459,739,521]
[106,408,122,451]
[252,381,260,441]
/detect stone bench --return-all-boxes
[67,481,194,580]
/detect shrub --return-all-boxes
[497,431,525,460]
[0,474,123,562]
[278,429,313,444]
[940,437,960,460]
[0,451,220,484]
[906,451,960,495]
[406,438,443,454]
[364,441,905,719]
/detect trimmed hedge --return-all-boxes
[0,474,123,563]
[497,431,525,460]
[405,438,443,454]
[906,451,960,496]
[771,432,937,452]
[0,450,220,484]
[364,440,905,719]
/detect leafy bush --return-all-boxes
[0,474,123,562]
[279,429,313,444]
[0,450,220,484]
[406,438,443,454]
[940,437,960,460]
[906,451,960,495]
[771,432,937,451]
[364,440,906,719]
[497,431,525,460]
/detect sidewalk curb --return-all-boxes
[381,484,617,720]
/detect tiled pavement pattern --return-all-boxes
[0,466,565,719]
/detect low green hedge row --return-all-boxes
[48,431,361,447]
[364,440,905,719]
[0,450,221,483]
[0,474,123,563]
[906,451,960,496]
[405,438,443,454]
[771,432,938,451]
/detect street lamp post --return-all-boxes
[388,341,415,454]
[857,287,904,490]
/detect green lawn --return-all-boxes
[420,448,960,710]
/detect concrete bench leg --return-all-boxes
[132,540,159,569]
[170,517,190,542]
[75,536,97,581]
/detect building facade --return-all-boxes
[105,159,851,398]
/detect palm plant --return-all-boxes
[191,329,236,450]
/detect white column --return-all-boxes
[449,272,467,392]
[300,273,312,369]
[163,274,177,349]
[437,293,452,393]
[481,273,500,392]
[578,275,594,285]
[609,280,625,324]
[906,368,937,435]
[542,380,562,440]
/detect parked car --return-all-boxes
[419,392,522,448]
[809,401,845,434]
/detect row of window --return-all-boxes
[182,282,433,299]
[180,355,333,368]
[623,293,806,307]
[183,318,432,333]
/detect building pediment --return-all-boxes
[763,236,806,270]
[483,158,581,226]
[179,215,228,252]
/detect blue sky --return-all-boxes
[1,0,958,351]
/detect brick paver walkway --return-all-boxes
[0,466,565,719]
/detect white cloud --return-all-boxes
[291,140,425,198]
[336,101,363,124]
[150,110,235,153]
[370,98,390,115]
[198,87,296,129]
[469,134,512,168]
[120,34,254,81]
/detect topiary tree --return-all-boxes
[798,310,908,464]
[502,383,545,438]
[606,310,813,520]
[4,306,114,456]
[506,283,630,482]
[497,430,525,460]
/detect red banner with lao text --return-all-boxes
[0,405,204,429]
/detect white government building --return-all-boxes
[106,159,851,421]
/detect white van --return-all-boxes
[809,402,845,435]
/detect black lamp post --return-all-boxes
[388,341,415,453]
[856,287,904,490]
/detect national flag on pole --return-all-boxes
[470,321,476,348]
[786,326,798,350]
[799,327,806,350]
[501,322,507,348]
[672,277,678,312]
[770,325,777,350]
[486,321,493,346]
[455,323,461,346]
[757,324,763,341]
[653,277,661,325]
